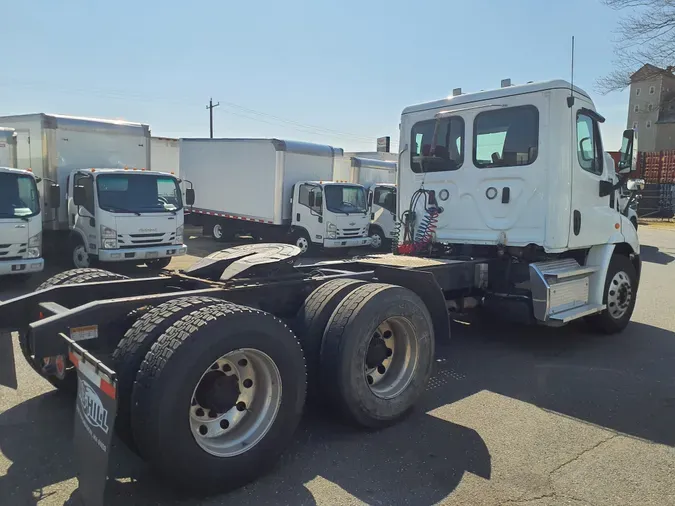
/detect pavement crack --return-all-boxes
[550,434,618,476]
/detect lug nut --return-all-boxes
[377,365,386,374]
[383,330,392,339]
[386,348,393,357]
[243,379,253,388]
[220,419,230,429]
[236,401,247,411]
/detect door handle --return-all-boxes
[296,213,300,221]
[502,187,510,204]
[573,210,581,235]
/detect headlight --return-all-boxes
[175,225,184,244]
[100,225,118,249]
[27,233,41,258]
[326,222,337,239]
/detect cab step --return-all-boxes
[529,258,599,324]
[549,303,605,323]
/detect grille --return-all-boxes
[338,227,361,238]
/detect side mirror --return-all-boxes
[618,129,638,174]
[579,138,593,162]
[49,183,61,209]
[368,192,373,207]
[73,185,86,206]
[185,188,195,206]
[308,192,315,208]
[599,180,614,198]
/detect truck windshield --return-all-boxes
[96,174,183,214]
[0,173,40,218]
[324,184,367,214]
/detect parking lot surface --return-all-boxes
[1,226,674,505]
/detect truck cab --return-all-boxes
[0,167,56,278]
[398,79,641,330]
[367,183,397,249]
[291,181,372,253]
[67,168,189,268]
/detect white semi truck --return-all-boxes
[151,136,179,175]
[181,138,372,254]
[334,156,398,249]
[1,79,643,498]
[0,114,189,269]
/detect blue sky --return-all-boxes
[2,0,630,151]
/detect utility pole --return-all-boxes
[206,98,220,138]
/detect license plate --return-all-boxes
[70,325,99,341]
[145,251,159,259]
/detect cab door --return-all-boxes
[567,102,619,248]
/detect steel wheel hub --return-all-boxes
[213,224,223,239]
[73,246,89,267]
[364,318,419,399]
[370,233,382,249]
[607,270,632,320]
[190,348,282,457]
[296,237,308,253]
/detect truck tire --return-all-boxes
[291,229,313,255]
[131,303,306,494]
[586,254,638,334]
[369,226,386,250]
[146,257,172,270]
[293,278,365,400]
[21,269,130,393]
[319,283,434,429]
[111,296,224,448]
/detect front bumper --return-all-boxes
[98,244,187,262]
[323,237,372,248]
[0,257,44,276]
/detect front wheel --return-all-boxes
[71,241,95,269]
[291,229,313,255]
[586,254,638,334]
[369,227,386,250]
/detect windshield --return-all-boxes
[0,173,40,218]
[324,184,367,214]
[96,174,183,213]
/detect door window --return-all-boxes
[298,184,322,214]
[374,186,396,213]
[410,116,464,172]
[74,173,95,213]
[473,105,539,168]
[576,114,603,175]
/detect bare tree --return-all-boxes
[598,0,675,93]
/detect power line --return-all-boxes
[206,98,220,138]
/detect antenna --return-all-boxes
[567,36,575,108]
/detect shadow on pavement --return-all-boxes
[640,244,675,265]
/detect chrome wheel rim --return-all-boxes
[73,245,89,268]
[364,317,419,399]
[607,270,632,320]
[190,348,282,458]
[213,223,223,240]
[296,236,309,253]
[370,233,382,249]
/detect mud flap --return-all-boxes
[67,336,118,506]
[0,331,18,389]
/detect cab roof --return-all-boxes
[402,79,592,115]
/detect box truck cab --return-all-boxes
[291,180,371,253]
[0,167,58,278]
[67,168,189,268]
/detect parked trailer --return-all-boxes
[0,114,189,269]
[334,155,398,249]
[182,138,372,254]
[0,79,642,500]
[151,136,179,175]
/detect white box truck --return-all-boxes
[181,138,372,254]
[0,128,18,168]
[334,156,397,249]
[151,136,179,175]
[0,114,190,269]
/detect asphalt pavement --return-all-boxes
[1,226,674,505]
